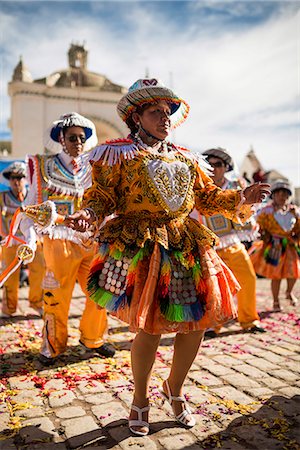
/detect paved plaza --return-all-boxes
[0,278,299,450]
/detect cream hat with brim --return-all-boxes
[202,148,234,172]
[271,179,292,197]
[44,112,98,154]
[117,78,189,128]
[3,161,26,179]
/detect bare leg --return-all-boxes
[163,330,204,420]
[129,330,161,433]
[271,279,282,311]
[286,278,298,306]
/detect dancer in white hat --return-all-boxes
[20,112,115,365]
[66,79,270,435]
[250,179,299,311]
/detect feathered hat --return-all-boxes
[44,112,98,154]
[117,78,189,128]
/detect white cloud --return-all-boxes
[0,1,299,186]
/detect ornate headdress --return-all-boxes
[117,78,189,128]
[44,112,98,154]
[3,161,26,179]
[202,148,234,172]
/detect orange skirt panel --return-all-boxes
[250,241,300,280]
[89,243,238,335]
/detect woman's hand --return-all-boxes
[64,209,96,232]
[243,183,271,204]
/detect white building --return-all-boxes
[8,43,128,157]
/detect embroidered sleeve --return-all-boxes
[194,164,252,222]
[82,160,121,222]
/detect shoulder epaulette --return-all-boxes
[88,138,138,166]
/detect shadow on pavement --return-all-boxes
[188,394,299,450]
[0,313,82,326]
[0,395,298,449]
[0,424,114,449]
[0,344,120,377]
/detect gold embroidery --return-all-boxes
[141,153,196,218]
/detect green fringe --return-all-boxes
[109,247,123,260]
[163,304,185,322]
[173,250,185,265]
[130,246,146,268]
[87,276,99,296]
[282,237,288,251]
[91,288,113,308]
[192,259,202,277]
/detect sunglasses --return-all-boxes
[67,135,86,144]
[209,161,226,168]
[10,175,24,180]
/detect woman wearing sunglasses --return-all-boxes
[200,147,266,336]
[66,79,270,435]
[20,112,116,365]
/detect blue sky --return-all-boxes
[0,0,299,185]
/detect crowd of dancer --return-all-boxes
[0,78,299,435]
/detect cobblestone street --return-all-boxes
[0,278,299,450]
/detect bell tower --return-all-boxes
[68,43,88,69]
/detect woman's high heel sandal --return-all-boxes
[161,380,196,428]
[129,404,150,436]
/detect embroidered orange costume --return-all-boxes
[19,113,114,362]
[250,199,300,280]
[0,162,44,315]
[67,78,270,435]
[83,138,253,334]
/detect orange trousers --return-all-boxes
[217,242,260,328]
[41,237,108,358]
[1,242,45,315]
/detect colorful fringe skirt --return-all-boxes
[88,240,239,335]
[250,239,300,280]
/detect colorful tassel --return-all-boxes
[158,247,172,297]
[161,301,204,323]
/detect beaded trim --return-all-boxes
[39,154,92,198]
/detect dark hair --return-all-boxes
[125,102,157,133]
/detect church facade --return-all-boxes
[8,43,128,157]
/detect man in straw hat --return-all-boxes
[0,161,45,316]
[66,79,270,435]
[250,179,299,311]
[20,112,115,365]
[200,148,265,334]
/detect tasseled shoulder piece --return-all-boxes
[87,138,139,166]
